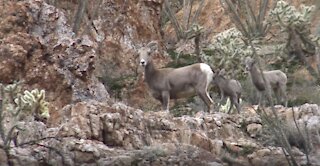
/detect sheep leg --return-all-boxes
[237,93,241,105]
[219,88,224,101]
[219,89,225,106]
[161,91,170,112]
[257,91,262,106]
[227,97,234,114]
[280,84,288,107]
[262,85,273,106]
[197,90,213,112]
[234,95,241,113]
[236,92,242,113]
[260,91,268,107]
[274,87,281,105]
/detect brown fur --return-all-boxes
[138,42,214,112]
[245,57,287,106]
[213,69,242,113]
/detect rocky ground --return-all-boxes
[1,100,320,165]
[0,0,319,165]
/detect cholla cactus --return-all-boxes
[268,0,319,78]
[205,28,257,79]
[219,98,242,113]
[1,82,50,119]
[2,82,22,114]
[15,89,50,119]
[0,82,50,152]
[269,0,319,46]
[219,98,231,113]
[187,24,204,36]
[269,0,315,28]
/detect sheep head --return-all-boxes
[138,41,158,67]
[244,57,256,71]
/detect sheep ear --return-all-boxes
[147,41,158,52]
[219,69,226,75]
[244,57,251,64]
[252,58,256,65]
[211,67,217,73]
[215,69,220,74]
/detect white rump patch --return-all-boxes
[200,63,213,77]
[200,63,214,103]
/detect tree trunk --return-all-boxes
[194,33,202,62]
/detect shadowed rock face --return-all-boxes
[0,0,109,125]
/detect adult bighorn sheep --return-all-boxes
[138,41,214,112]
[213,69,242,113]
[244,57,288,106]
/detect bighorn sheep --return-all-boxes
[138,41,214,112]
[244,57,288,106]
[213,69,242,113]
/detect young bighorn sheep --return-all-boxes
[138,41,214,112]
[244,57,288,106]
[213,69,242,113]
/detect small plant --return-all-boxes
[16,89,50,119]
[219,98,231,113]
[0,82,50,151]
[219,98,242,113]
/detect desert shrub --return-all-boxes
[288,82,320,106]
[257,107,312,165]
[138,97,160,113]
[166,51,198,68]
[283,122,310,151]
[131,147,167,165]
[240,77,259,105]
[170,97,209,117]
[261,116,310,151]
